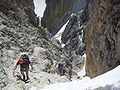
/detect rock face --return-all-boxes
[61,8,89,70]
[0,0,70,89]
[85,0,120,78]
[0,0,39,27]
[72,0,88,13]
[41,0,89,33]
[41,0,73,32]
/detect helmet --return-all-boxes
[19,58,24,64]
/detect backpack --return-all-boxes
[20,54,30,68]
[59,63,64,67]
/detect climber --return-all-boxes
[13,54,34,81]
[57,63,66,76]
[66,65,73,80]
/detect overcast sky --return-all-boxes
[34,0,46,17]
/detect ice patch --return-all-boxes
[54,21,69,43]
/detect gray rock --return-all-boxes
[41,0,73,32]
[61,8,89,70]
[85,0,120,78]
[0,0,70,89]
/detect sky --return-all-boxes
[34,0,46,17]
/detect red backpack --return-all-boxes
[18,58,24,64]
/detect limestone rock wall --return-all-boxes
[0,0,69,89]
[41,0,73,32]
[0,0,38,26]
[85,0,120,78]
[61,8,89,70]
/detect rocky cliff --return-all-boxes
[61,8,89,70]
[85,0,120,78]
[42,0,89,71]
[0,0,70,89]
[42,0,89,72]
[41,0,89,33]
[0,0,39,27]
[41,0,120,79]
[41,0,73,32]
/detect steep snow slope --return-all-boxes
[54,21,69,43]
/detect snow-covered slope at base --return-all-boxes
[30,65,120,90]
[54,21,69,43]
